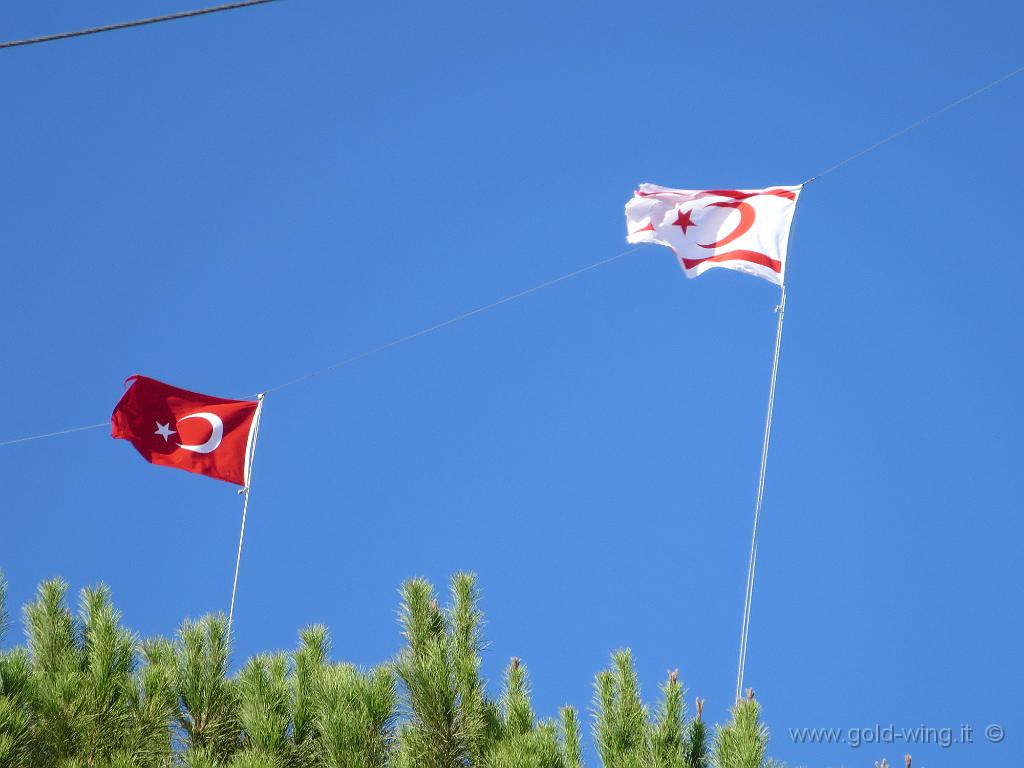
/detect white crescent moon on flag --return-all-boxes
[176,412,224,454]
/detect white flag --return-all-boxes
[625,184,801,286]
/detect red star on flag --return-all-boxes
[672,208,696,235]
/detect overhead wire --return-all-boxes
[0,422,109,447]
[803,61,1024,185]
[0,0,281,50]
[0,248,637,446]
[1,39,1022,446]
[262,247,638,394]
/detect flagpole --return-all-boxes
[228,392,265,637]
[734,284,787,704]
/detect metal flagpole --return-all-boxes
[228,392,265,637]
[734,284,787,703]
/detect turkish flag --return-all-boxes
[111,375,261,486]
[625,184,801,285]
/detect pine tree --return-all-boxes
[10,578,174,767]
[0,571,785,768]
[591,651,708,768]
[0,568,34,768]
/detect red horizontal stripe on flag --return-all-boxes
[635,188,797,201]
[680,250,782,272]
[705,188,798,201]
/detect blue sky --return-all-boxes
[2,1,1022,765]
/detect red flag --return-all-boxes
[111,375,261,486]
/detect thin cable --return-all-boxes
[0,0,281,49]
[262,247,638,394]
[804,61,1024,185]
[0,422,108,447]
[735,285,786,704]
[0,248,636,446]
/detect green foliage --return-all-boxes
[560,706,584,768]
[292,625,328,750]
[0,579,175,767]
[169,614,240,763]
[591,652,711,768]
[683,699,707,768]
[237,653,292,758]
[712,697,769,768]
[392,576,465,768]
[649,671,686,768]
[449,573,491,764]
[0,649,33,768]
[0,568,32,768]
[593,649,649,768]
[0,571,779,767]
[315,662,396,768]
[499,657,534,738]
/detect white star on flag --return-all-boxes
[625,184,801,285]
[154,421,175,442]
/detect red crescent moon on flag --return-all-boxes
[697,201,756,249]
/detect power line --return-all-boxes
[4,62,1023,444]
[0,0,281,50]
[262,247,638,394]
[0,248,636,447]
[804,61,1024,185]
[0,422,108,447]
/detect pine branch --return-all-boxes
[172,615,240,762]
[500,657,535,738]
[650,669,686,768]
[292,624,329,749]
[592,649,650,768]
[450,572,490,762]
[713,698,768,768]
[394,577,465,768]
[560,705,584,768]
[683,698,707,768]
